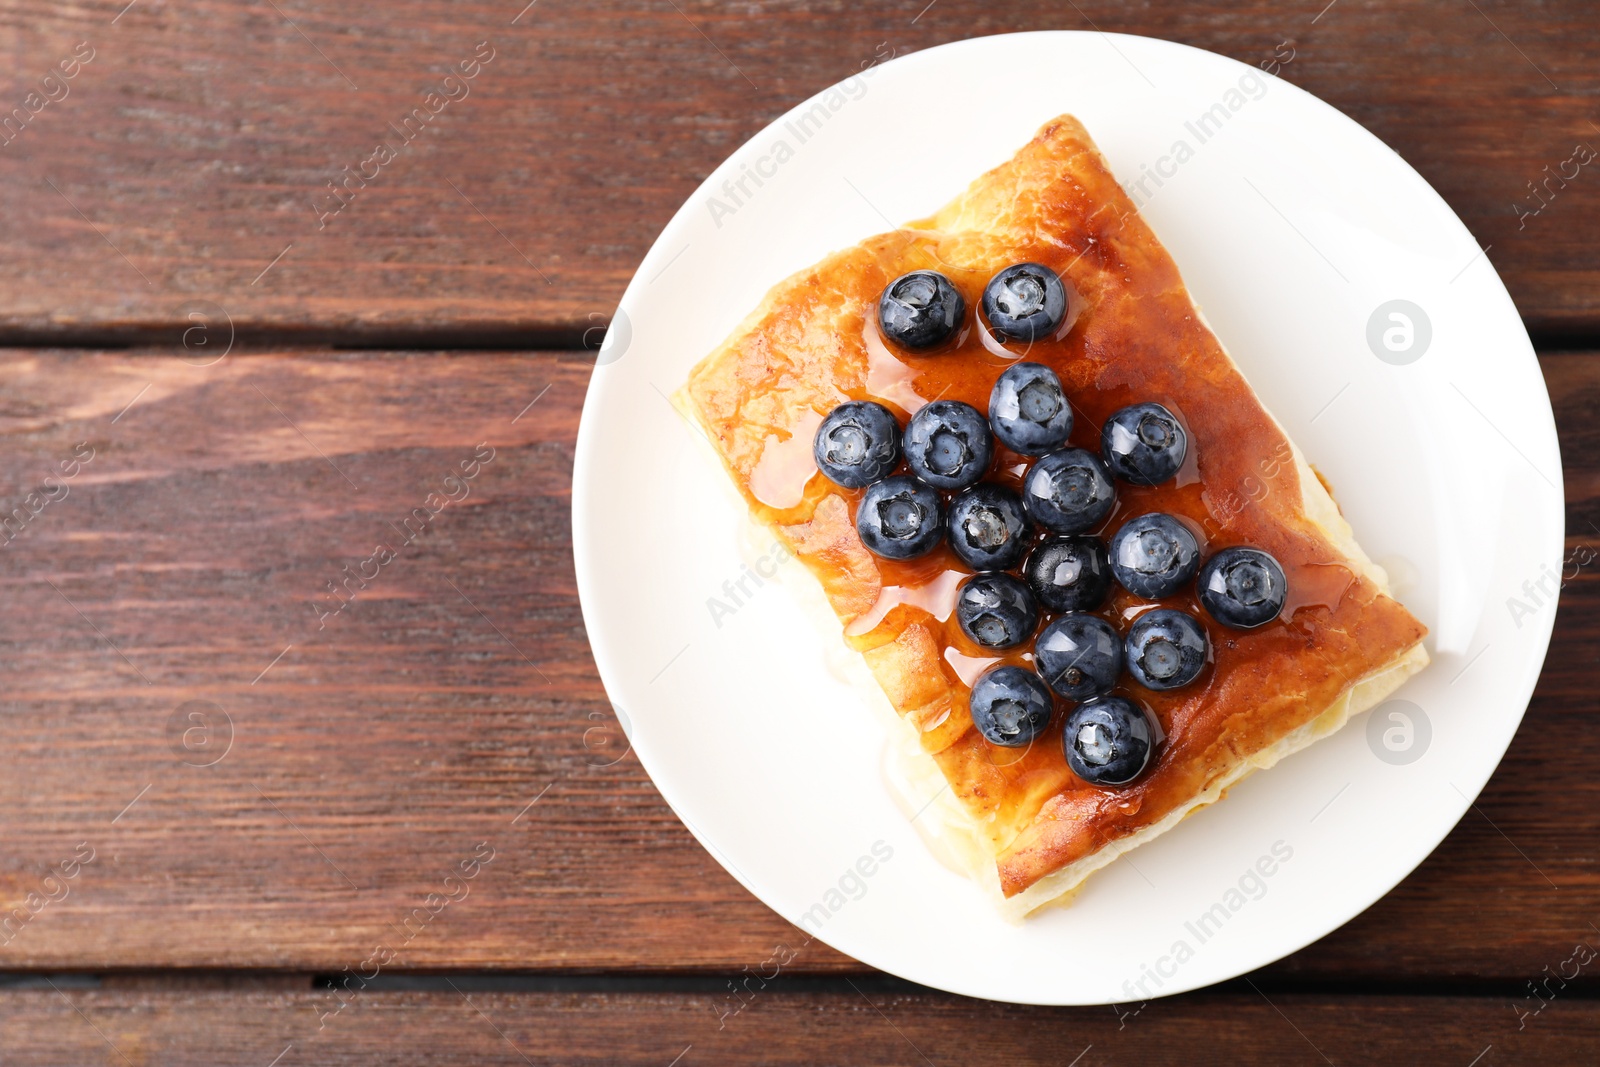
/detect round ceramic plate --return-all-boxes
[571,32,1563,1005]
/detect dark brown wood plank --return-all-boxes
[0,349,1593,980]
[0,985,1591,1065]
[0,1,1596,338]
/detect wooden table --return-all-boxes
[0,1,1595,1061]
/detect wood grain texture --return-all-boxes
[0,984,1590,1065]
[0,348,1592,983]
[0,0,1597,339]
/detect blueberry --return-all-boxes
[855,475,944,560]
[1197,546,1288,629]
[813,401,901,489]
[903,401,993,491]
[1035,613,1122,701]
[947,483,1031,571]
[1101,402,1188,486]
[955,573,1039,650]
[969,665,1055,748]
[982,263,1068,342]
[1125,609,1209,691]
[878,270,966,350]
[989,362,1073,455]
[1024,535,1112,612]
[1109,512,1200,599]
[1022,448,1116,534]
[1064,697,1155,786]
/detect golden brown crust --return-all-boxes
[680,115,1428,900]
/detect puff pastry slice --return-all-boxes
[678,115,1429,916]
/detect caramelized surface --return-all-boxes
[682,116,1427,898]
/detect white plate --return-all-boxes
[571,32,1563,1005]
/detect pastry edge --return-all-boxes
[879,439,1430,917]
[889,639,1429,921]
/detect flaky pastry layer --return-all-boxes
[678,115,1429,910]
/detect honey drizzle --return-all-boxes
[744,232,1364,810]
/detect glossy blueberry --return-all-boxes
[855,475,944,560]
[877,270,966,350]
[955,573,1039,650]
[1101,402,1188,486]
[903,400,993,491]
[1035,613,1123,701]
[813,401,901,489]
[1024,535,1112,613]
[969,665,1055,748]
[1197,546,1288,629]
[947,483,1031,571]
[1109,512,1200,599]
[1125,609,1209,691]
[982,263,1068,342]
[989,362,1073,455]
[1022,448,1116,534]
[1064,696,1155,786]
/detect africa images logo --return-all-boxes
[1122,840,1294,999]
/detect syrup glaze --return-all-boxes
[682,116,1427,896]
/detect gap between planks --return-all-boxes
[4,971,1600,1000]
[0,326,1597,355]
